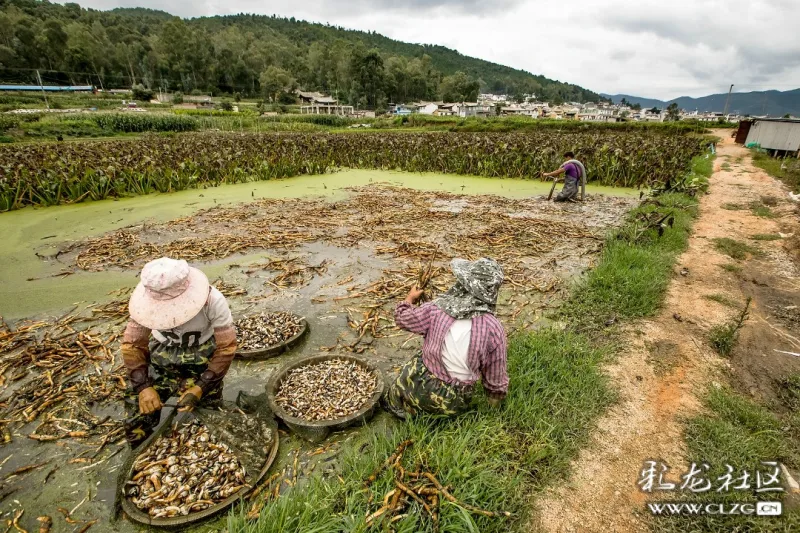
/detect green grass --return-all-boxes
[708,298,750,356]
[778,375,800,465]
[229,330,612,533]
[691,387,787,467]
[232,166,708,533]
[718,263,742,273]
[682,154,714,193]
[19,116,108,139]
[652,387,799,533]
[752,150,800,194]
[691,154,715,179]
[777,374,800,411]
[721,162,732,171]
[721,203,744,210]
[558,193,697,331]
[750,233,782,241]
[709,322,739,356]
[703,293,739,308]
[0,91,135,112]
[750,202,778,218]
[712,238,761,260]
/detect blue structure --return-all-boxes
[392,104,413,116]
[0,85,94,92]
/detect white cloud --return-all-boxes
[61,0,800,98]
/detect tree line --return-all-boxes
[0,1,603,108]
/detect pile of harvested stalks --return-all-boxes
[364,440,511,531]
[260,257,329,289]
[57,185,628,347]
[63,186,604,283]
[0,306,126,449]
[213,278,247,298]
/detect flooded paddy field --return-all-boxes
[0,171,636,532]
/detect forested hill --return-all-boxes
[0,1,602,108]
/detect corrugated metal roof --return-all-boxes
[751,118,800,123]
[745,119,800,151]
[0,85,93,92]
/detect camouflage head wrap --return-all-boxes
[434,258,504,319]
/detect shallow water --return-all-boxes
[0,169,636,319]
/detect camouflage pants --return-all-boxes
[555,176,579,202]
[384,354,472,419]
[124,338,222,446]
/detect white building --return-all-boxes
[415,102,439,115]
[578,112,619,123]
[500,105,540,118]
[454,103,493,117]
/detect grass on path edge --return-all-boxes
[653,149,800,532]
[652,385,800,533]
[227,155,712,533]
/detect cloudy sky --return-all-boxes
[67,0,799,99]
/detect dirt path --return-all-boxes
[532,132,800,532]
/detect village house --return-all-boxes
[641,109,665,122]
[296,90,354,115]
[500,105,540,118]
[433,103,458,116]
[577,104,620,122]
[414,102,440,115]
[578,111,620,123]
[390,103,415,116]
[688,111,741,123]
[478,93,509,103]
[455,102,493,118]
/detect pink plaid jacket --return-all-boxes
[395,302,508,397]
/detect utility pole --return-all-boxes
[36,70,50,110]
[722,83,734,118]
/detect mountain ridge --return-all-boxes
[601,89,800,116]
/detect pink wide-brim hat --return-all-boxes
[129,257,210,330]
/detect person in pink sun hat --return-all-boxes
[121,257,237,446]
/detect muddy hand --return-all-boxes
[138,387,162,415]
[178,385,203,412]
[405,286,425,304]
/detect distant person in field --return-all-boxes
[385,258,508,419]
[542,151,586,202]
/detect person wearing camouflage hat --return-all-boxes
[385,258,509,418]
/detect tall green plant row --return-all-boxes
[0,131,705,210]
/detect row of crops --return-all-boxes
[88,113,198,133]
[0,113,199,138]
[0,131,706,211]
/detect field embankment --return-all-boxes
[535,133,800,532]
